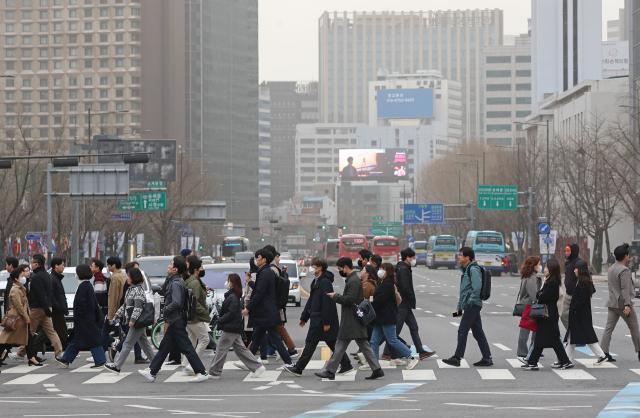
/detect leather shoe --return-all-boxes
[365,368,385,380]
[35,356,47,363]
[605,353,616,362]
[314,370,335,380]
[135,358,151,364]
[419,351,436,360]
[381,354,391,361]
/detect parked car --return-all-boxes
[232,252,253,263]
[201,256,214,265]
[134,255,175,287]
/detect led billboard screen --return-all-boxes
[377,88,434,119]
[339,149,408,182]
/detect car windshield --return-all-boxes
[61,275,80,294]
[476,236,503,245]
[135,259,171,277]
[202,267,246,289]
[279,262,298,279]
[414,242,427,250]
[234,252,253,262]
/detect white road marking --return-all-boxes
[4,374,56,385]
[492,343,512,351]
[163,372,194,383]
[3,364,49,374]
[402,370,436,380]
[574,358,617,369]
[592,325,605,330]
[416,307,423,310]
[505,359,542,368]
[71,364,105,373]
[495,305,504,308]
[125,405,162,410]
[478,369,515,380]
[83,372,132,384]
[304,360,326,370]
[435,314,445,317]
[450,322,459,327]
[243,370,281,382]
[323,372,356,381]
[253,386,271,390]
[425,311,433,313]
[552,369,595,380]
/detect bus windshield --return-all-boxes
[374,239,398,247]
[342,238,365,250]
[476,236,503,246]
[222,239,248,257]
[413,242,427,250]
[435,238,456,246]
[326,242,340,255]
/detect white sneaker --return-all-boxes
[356,353,367,365]
[517,357,527,365]
[233,361,249,371]
[359,364,371,371]
[208,350,216,358]
[276,352,281,362]
[390,359,407,366]
[86,356,94,363]
[8,352,24,362]
[261,359,269,365]
[276,363,292,371]
[404,357,419,371]
[138,368,156,382]
[188,373,210,383]
[251,365,266,378]
[181,366,195,376]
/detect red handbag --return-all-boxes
[519,304,538,332]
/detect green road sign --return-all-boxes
[297,231,305,235]
[145,181,166,188]
[117,192,167,211]
[373,221,401,226]
[477,185,518,210]
[372,221,402,237]
[372,216,384,221]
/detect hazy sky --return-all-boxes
[258,0,624,82]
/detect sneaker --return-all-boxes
[390,359,407,366]
[233,361,249,371]
[138,368,156,382]
[85,356,94,363]
[517,356,527,365]
[336,364,354,375]
[54,356,69,368]
[8,353,24,362]
[521,364,539,371]
[381,354,392,361]
[276,363,292,371]
[594,356,609,366]
[108,348,117,363]
[558,362,574,370]
[283,365,302,377]
[251,365,266,378]
[209,375,222,380]
[605,353,617,362]
[550,361,562,369]
[208,350,216,358]
[359,364,371,371]
[473,358,493,367]
[90,362,106,370]
[105,364,120,375]
[181,366,195,376]
[188,373,210,383]
[261,359,269,365]
[418,351,436,360]
[404,357,419,370]
[288,349,300,359]
[165,360,181,366]
[356,353,367,365]
[442,357,461,367]
[134,357,150,364]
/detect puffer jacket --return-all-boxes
[217,289,243,334]
[114,283,146,325]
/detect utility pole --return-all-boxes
[517,187,535,256]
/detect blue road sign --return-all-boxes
[26,234,41,241]
[403,203,444,224]
[109,214,132,221]
[539,223,550,234]
[544,236,553,244]
[315,233,320,238]
[408,235,414,242]
[182,231,194,237]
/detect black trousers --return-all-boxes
[149,317,205,375]
[528,338,569,366]
[32,313,68,351]
[296,339,351,372]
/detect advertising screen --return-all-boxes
[339,149,408,182]
[377,88,434,119]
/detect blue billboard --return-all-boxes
[377,89,434,119]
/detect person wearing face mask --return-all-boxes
[358,249,372,270]
[361,265,378,300]
[283,257,352,377]
[515,257,543,363]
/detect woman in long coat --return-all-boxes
[564,260,608,365]
[55,264,107,369]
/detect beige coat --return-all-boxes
[243,273,256,331]
[0,283,30,345]
[107,269,127,320]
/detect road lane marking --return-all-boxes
[593,325,605,329]
[71,364,105,373]
[492,343,511,351]
[3,364,49,374]
[435,314,445,317]
[597,382,640,417]
[243,370,281,382]
[437,359,469,368]
[505,359,542,368]
[402,370,436,380]
[553,369,595,380]
[323,372,356,381]
[478,369,515,380]
[574,358,617,369]
[450,322,459,327]
[83,372,132,384]
[125,405,162,410]
[305,360,327,370]
[4,374,56,385]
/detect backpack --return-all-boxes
[272,265,290,310]
[465,263,492,301]
[183,287,197,321]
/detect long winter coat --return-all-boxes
[246,264,281,328]
[217,290,244,334]
[300,271,340,342]
[371,281,398,326]
[0,283,30,345]
[333,271,367,340]
[50,271,69,316]
[243,272,256,331]
[71,280,104,350]
[564,281,598,345]
[395,261,416,309]
[362,276,377,300]
[533,279,562,348]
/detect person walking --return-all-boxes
[0,266,44,367]
[32,258,69,353]
[283,257,352,377]
[208,274,265,379]
[368,263,419,370]
[442,247,493,367]
[607,253,616,269]
[315,257,384,380]
[180,259,211,376]
[516,256,542,363]
[10,254,63,362]
[361,265,378,300]
[138,257,210,383]
[55,265,107,369]
[601,243,640,361]
[562,244,582,331]
[243,257,259,349]
[104,268,156,374]
[563,260,608,365]
[3,257,18,316]
[521,259,573,371]
[382,248,435,361]
[100,257,127,358]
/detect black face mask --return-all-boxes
[199,270,205,278]
[338,270,347,278]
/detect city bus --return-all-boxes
[366,235,375,253]
[221,236,250,262]
[339,234,368,265]
[372,236,400,264]
[462,231,505,276]
[324,239,340,265]
[411,241,428,265]
[426,235,458,269]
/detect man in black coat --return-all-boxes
[283,257,352,377]
[12,254,63,361]
[561,243,582,330]
[32,258,69,351]
[241,248,292,367]
[382,248,436,361]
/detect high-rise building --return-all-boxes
[531,0,602,114]
[266,81,318,207]
[483,34,532,145]
[318,10,504,142]
[258,84,271,225]
[607,8,629,42]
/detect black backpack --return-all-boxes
[184,288,197,321]
[272,265,290,310]
[466,263,492,301]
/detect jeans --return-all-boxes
[454,304,492,359]
[115,323,142,359]
[517,328,535,357]
[296,340,351,372]
[383,302,425,357]
[371,323,412,359]
[149,317,205,376]
[113,326,156,369]
[250,326,291,364]
[100,320,116,352]
[62,338,106,365]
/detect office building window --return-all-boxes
[515,83,532,91]
[516,97,532,105]
[516,70,531,77]
[486,70,511,77]
[487,97,511,105]
[486,84,511,91]
[486,111,511,118]
[486,56,511,64]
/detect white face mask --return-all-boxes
[308,267,316,274]
[377,269,385,279]
[224,281,231,290]
[18,276,26,285]
[410,258,417,267]
[537,265,542,273]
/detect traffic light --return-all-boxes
[341,226,347,230]
[260,238,265,242]
[312,238,316,242]
[322,225,326,229]
[199,245,203,250]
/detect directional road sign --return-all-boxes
[372,221,402,237]
[539,223,550,234]
[146,181,165,188]
[372,216,384,221]
[182,231,194,237]
[117,192,167,211]
[26,234,41,241]
[478,185,518,210]
[403,203,444,224]
[109,214,132,221]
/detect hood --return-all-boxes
[567,243,580,261]
[318,270,335,283]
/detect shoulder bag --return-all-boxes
[0,288,20,331]
[354,299,377,326]
[134,299,155,329]
[529,301,549,320]
[512,280,526,317]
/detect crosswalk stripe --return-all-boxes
[492,343,511,351]
[4,374,57,385]
[478,369,515,380]
[72,364,106,373]
[83,372,131,384]
[505,359,543,368]
[242,370,281,382]
[402,370,436,380]
[574,358,617,369]
[552,369,595,380]
[437,359,469,368]
[2,364,49,374]
[163,372,193,383]
[304,360,326,370]
[324,372,356,381]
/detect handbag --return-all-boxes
[354,299,377,326]
[0,314,19,331]
[519,304,538,332]
[529,302,549,320]
[513,280,526,317]
[134,300,155,329]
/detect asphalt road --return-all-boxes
[0,266,638,418]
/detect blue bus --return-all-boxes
[462,231,505,276]
[426,235,458,269]
[411,241,428,265]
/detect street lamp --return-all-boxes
[457,152,486,229]
[515,120,550,225]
